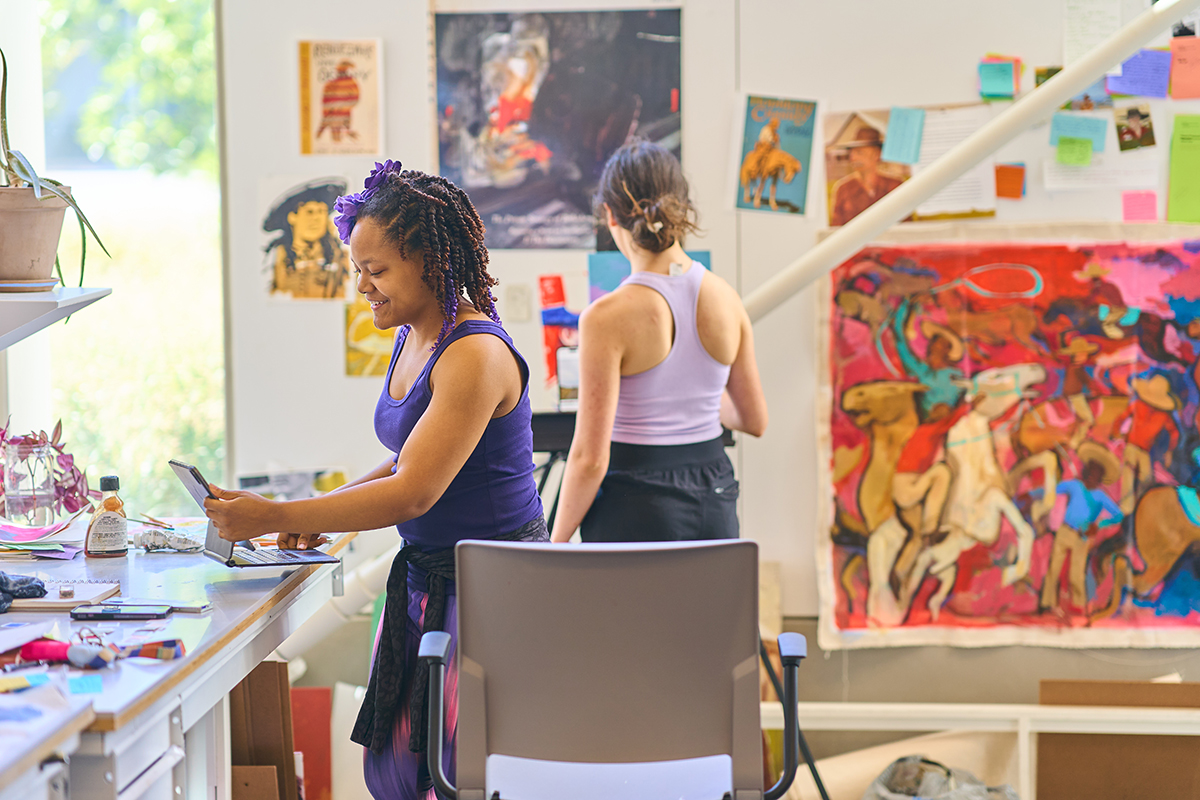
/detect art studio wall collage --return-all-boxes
[219,0,1200,716]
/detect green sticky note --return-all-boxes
[1168,115,1200,223]
[1057,136,1092,165]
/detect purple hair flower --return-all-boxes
[333,160,405,244]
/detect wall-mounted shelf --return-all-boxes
[0,287,112,351]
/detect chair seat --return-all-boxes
[486,753,733,800]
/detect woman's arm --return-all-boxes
[720,309,768,437]
[550,303,624,542]
[205,335,518,541]
[274,456,399,549]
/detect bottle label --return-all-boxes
[88,512,128,553]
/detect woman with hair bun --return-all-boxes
[550,140,768,543]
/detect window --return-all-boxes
[40,0,225,515]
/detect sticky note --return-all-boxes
[1057,136,1093,165]
[881,107,925,165]
[0,675,31,693]
[1050,113,1108,151]
[68,674,103,694]
[980,61,1016,97]
[1168,115,1200,223]
[1122,190,1158,221]
[995,163,1026,199]
[1106,48,1172,98]
[24,673,49,687]
[1171,37,1200,100]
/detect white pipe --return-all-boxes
[743,0,1200,322]
[274,542,401,662]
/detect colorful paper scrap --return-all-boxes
[1050,113,1108,151]
[1057,136,1093,165]
[995,163,1026,199]
[881,107,925,165]
[1122,190,1158,221]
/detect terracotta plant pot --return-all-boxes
[0,186,70,283]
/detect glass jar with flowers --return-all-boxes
[0,419,100,527]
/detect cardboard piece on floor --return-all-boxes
[231,661,298,800]
[292,686,333,800]
[1038,679,1200,800]
[232,766,280,800]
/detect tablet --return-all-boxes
[169,459,217,510]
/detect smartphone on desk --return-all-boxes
[70,604,172,621]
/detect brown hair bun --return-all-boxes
[595,139,699,253]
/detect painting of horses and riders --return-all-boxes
[820,237,1200,647]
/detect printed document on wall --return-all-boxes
[1065,0,1122,75]
[1168,115,1200,223]
[911,105,996,217]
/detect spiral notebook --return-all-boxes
[9,579,120,611]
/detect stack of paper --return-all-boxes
[979,54,1022,101]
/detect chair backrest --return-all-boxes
[454,539,761,795]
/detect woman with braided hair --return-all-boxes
[551,140,768,543]
[203,160,546,798]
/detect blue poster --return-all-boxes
[736,95,817,215]
[588,251,711,303]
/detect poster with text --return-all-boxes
[299,40,382,155]
[820,234,1200,648]
[435,10,681,249]
[260,176,350,300]
[735,96,816,214]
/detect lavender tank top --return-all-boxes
[611,262,732,446]
[374,320,543,551]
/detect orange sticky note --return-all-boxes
[1172,37,1200,100]
[1122,190,1157,222]
[995,163,1026,199]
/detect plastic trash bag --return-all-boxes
[862,756,1019,800]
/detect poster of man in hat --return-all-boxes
[1115,105,1156,152]
[261,176,350,300]
[825,117,909,227]
[298,40,381,155]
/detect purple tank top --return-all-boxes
[374,320,543,551]
[611,262,732,445]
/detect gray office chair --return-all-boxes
[419,539,806,800]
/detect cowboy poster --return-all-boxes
[260,176,350,300]
[299,40,381,155]
[434,10,681,249]
[734,95,817,215]
[819,227,1200,648]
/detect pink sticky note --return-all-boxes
[1122,190,1158,222]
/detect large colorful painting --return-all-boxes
[819,226,1200,647]
[434,10,681,249]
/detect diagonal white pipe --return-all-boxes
[743,0,1200,322]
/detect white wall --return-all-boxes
[220,0,1200,618]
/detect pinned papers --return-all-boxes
[1122,190,1158,221]
[1171,37,1200,99]
[1168,115,1200,223]
[1064,0,1122,71]
[995,163,1026,199]
[1057,136,1093,165]
[881,107,925,165]
[1106,48,1172,98]
[1051,113,1108,151]
[979,55,1021,100]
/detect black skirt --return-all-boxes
[580,435,739,542]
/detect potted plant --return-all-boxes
[0,418,100,527]
[0,46,108,290]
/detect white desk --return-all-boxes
[0,533,352,800]
[0,688,94,800]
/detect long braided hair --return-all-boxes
[357,169,501,346]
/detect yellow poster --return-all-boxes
[299,40,382,155]
[345,296,393,376]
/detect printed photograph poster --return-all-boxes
[299,40,382,155]
[259,175,351,300]
[820,229,1200,648]
[1115,104,1156,151]
[346,296,394,377]
[824,109,912,227]
[735,95,817,215]
[435,10,681,249]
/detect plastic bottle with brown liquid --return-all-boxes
[86,475,128,558]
